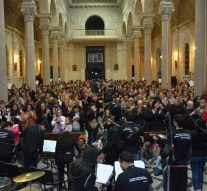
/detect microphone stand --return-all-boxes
[166,113,175,161]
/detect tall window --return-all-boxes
[19,50,23,77]
[184,43,190,75]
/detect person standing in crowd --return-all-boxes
[68,105,86,132]
[190,97,206,120]
[69,145,99,191]
[190,119,207,191]
[20,103,37,130]
[0,100,9,124]
[55,129,81,190]
[113,151,153,191]
[0,122,14,162]
[119,110,143,160]
[87,103,100,143]
[35,101,52,132]
[149,98,166,131]
[7,102,22,125]
[136,99,152,131]
[20,121,45,170]
[51,109,65,133]
[164,114,191,191]
[77,135,87,152]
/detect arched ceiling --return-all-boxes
[4,0,41,41]
[4,0,195,42]
[151,0,195,40]
[4,0,24,33]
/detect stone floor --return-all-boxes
[35,159,207,191]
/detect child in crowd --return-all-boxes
[140,141,155,165]
[77,135,87,152]
[64,117,72,132]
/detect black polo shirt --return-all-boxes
[113,166,152,191]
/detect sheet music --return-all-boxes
[96,164,114,185]
[43,140,56,153]
[114,160,145,181]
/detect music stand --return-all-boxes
[42,140,56,169]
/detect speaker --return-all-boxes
[171,76,177,87]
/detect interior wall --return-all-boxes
[152,21,195,83]
[68,6,122,37]
[63,42,129,81]
[5,28,25,87]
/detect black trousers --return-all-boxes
[168,165,188,191]
[56,154,73,189]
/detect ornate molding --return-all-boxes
[39,14,51,35]
[71,15,80,23]
[133,26,142,39]
[141,14,154,32]
[158,1,175,21]
[50,26,60,40]
[59,34,65,46]
[21,1,37,22]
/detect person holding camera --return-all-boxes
[51,109,65,133]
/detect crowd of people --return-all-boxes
[0,79,206,191]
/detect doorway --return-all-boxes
[86,46,105,80]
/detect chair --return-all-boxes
[30,167,67,191]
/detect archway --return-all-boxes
[127,12,133,35]
[122,22,126,37]
[85,16,104,35]
[135,0,143,15]
[59,13,63,32]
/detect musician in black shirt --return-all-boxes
[113,151,152,191]
[164,114,191,191]
[119,111,143,160]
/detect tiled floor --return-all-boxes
[35,160,207,191]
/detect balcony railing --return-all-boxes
[72,29,118,38]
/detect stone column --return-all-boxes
[159,1,174,89]
[142,15,153,83]
[39,14,51,85]
[194,0,206,96]
[21,0,37,90]
[126,36,133,80]
[133,27,141,81]
[0,0,8,102]
[59,35,65,82]
[50,27,59,83]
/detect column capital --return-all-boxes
[133,26,142,39]
[59,34,65,46]
[21,0,37,22]
[141,14,154,32]
[126,36,133,44]
[39,14,51,34]
[158,1,175,21]
[50,26,60,39]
